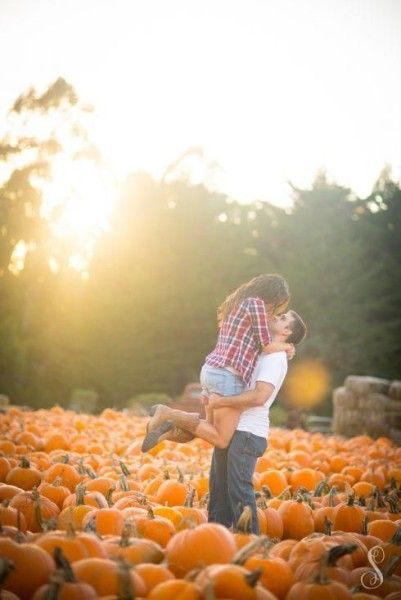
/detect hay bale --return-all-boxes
[386,399,401,429]
[390,428,401,444]
[344,375,390,397]
[386,399,401,414]
[389,381,401,401]
[359,393,390,412]
[332,386,358,409]
[332,407,364,437]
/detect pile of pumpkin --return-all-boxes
[0,405,401,599]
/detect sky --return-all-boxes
[1,0,401,207]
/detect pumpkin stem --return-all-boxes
[95,496,105,508]
[83,515,97,535]
[0,557,15,586]
[177,467,184,483]
[232,535,268,565]
[314,480,330,497]
[119,461,130,477]
[325,544,358,567]
[263,537,278,558]
[323,516,332,536]
[373,487,386,509]
[313,563,330,586]
[199,492,209,508]
[346,493,356,507]
[277,486,292,500]
[244,567,263,588]
[184,488,196,508]
[328,487,338,508]
[235,506,253,534]
[147,507,155,520]
[54,546,77,582]
[358,495,366,507]
[298,488,314,508]
[203,578,216,600]
[119,474,130,492]
[116,557,135,600]
[75,483,86,506]
[163,471,170,480]
[385,495,400,515]
[84,466,96,479]
[256,497,268,510]
[66,522,76,538]
[389,524,401,546]
[20,456,30,468]
[361,516,368,535]
[119,522,133,547]
[61,454,70,464]
[383,554,401,579]
[261,485,272,499]
[34,493,44,531]
[106,486,116,507]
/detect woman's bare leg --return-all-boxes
[194,408,240,448]
[143,405,240,451]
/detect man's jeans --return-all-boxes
[209,430,267,533]
[200,364,266,534]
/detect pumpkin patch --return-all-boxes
[0,405,401,598]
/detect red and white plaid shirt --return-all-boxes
[205,297,271,385]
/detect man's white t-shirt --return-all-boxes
[236,351,288,438]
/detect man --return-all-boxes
[142,310,306,533]
[206,310,306,533]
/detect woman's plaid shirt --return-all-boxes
[205,297,271,385]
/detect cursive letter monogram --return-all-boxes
[360,545,385,589]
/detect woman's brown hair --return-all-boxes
[217,274,290,326]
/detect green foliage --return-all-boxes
[69,388,98,413]
[0,80,400,411]
[269,405,289,427]
[128,393,173,412]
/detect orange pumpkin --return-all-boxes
[72,557,146,597]
[0,537,55,600]
[165,523,237,577]
[277,497,314,540]
[9,490,59,532]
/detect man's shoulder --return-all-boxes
[255,351,288,379]
[258,351,287,367]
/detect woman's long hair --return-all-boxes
[217,274,290,326]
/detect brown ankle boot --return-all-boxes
[167,410,200,434]
[146,404,175,432]
[141,410,200,452]
[159,426,195,443]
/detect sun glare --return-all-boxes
[37,156,117,273]
[41,156,116,238]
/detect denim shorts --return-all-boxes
[200,364,245,397]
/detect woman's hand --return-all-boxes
[208,393,223,408]
[263,341,295,359]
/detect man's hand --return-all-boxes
[208,392,223,408]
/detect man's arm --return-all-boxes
[208,381,275,410]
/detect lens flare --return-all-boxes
[283,359,331,409]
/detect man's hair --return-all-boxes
[287,310,307,345]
